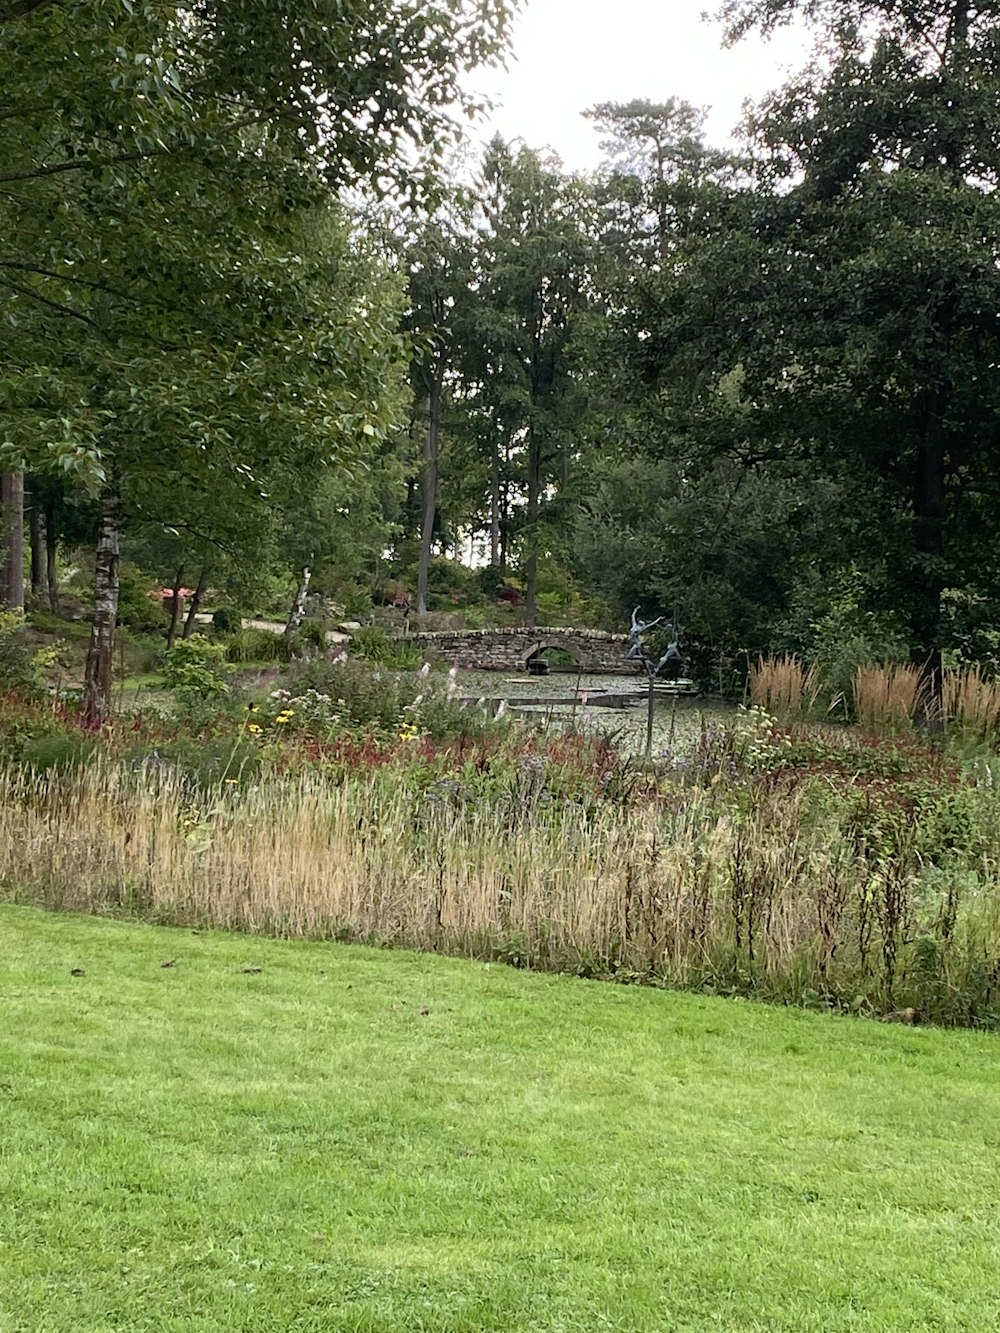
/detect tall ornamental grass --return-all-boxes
[944,664,1000,741]
[2,754,1000,1025]
[853,662,927,732]
[750,654,821,721]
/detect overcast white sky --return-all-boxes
[467,0,808,170]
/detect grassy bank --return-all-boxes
[2,906,999,1332]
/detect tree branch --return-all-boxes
[0,260,138,303]
[0,103,48,123]
[145,519,236,555]
[0,145,170,185]
[0,109,289,185]
[0,274,101,329]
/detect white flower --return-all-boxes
[420,662,431,677]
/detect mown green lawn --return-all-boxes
[1,906,999,1332]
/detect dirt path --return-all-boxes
[193,614,349,643]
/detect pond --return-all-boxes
[455,668,735,758]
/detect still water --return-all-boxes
[455,668,732,757]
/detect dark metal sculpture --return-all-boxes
[626,606,683,758]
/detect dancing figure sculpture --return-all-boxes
[626,606,683,758]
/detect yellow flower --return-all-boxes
[275,714,291,724]
[247,723,262,734]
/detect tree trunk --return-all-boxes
[911,426,947,716]
[81,491,120,728]
[417,367,443,616]
[45,500,59,614]
[182,566,209,638]
[489,433,501,568]
[500,435,511,575]
[1,471,25,611]
[524,429,541,629]
[28,492,45,599]
[165,565,185,650]
[285,559,313,636]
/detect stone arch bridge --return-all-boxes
[401,626,638,674]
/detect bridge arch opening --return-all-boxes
[525,642,582,675]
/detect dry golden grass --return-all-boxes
[0,760,794,976]
[749,655,822,721]
[853,662,927,732]
[943,665,1000,740]
[2,754,998,1023]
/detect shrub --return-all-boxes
[0,693,95,771]
[349,626,392,663]
[476,565,506,599]
[225,628,290,663]
[285,657,481,739]
[120,631,165,676]
[332,582,373,620]
[0,612,42,697]
[17,728,96,772]
[292,619,329,653]
[348,626,424,671]
[776,566,910,710]
[163,638,230,700]
[426,556,484,608]
[287,657,411,731]
[211,606,241,635]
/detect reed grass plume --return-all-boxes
[943,664,1000,740]
[750,654,821,721]
[853,662,926,732]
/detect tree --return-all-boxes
[0,0,515,720]
[466,139,595,625]
[573,101,797,670]
[628,1,1000,675]
[402,200,477,613]
[584,98,724,267]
